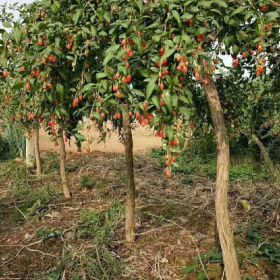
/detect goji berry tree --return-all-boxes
[87,1,280,279]
[0,0,107,197]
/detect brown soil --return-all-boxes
[40,125,161,155]
[0,152,279,279]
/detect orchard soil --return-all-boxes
[0,137,279,279]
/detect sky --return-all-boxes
[5,0,33,4]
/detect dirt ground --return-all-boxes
[0,152,279,279]
[40,124,161,155]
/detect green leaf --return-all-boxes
[90,26,97,37]
[161,48,175,62]
[82,83,95,93]
[60,108,68,116]
[2,22,12,28]
[103,52,115,66]
[172,10,181,27]
[213,0,227,8]
[73,9,83,24]
[164,92,173,114]
[165,126,174,141]
[152,35,161,42]
[132,89,145,97]
[179,107,191,118]
[152,96,160,110]
[146,76,158,100]
[96,72,108,80]
[56,83,64,100]
[74,133,86,142]
[231,6,247,16]
[199,1,213,8]
[182,34,192,45]
[12,27,22,46]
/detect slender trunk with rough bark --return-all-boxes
[34,128,42,176]
[251,134,280,183]
[123,111,136,243]
[26,136,35,168]
[251,134,274,172]
[58,130,71,199]
[204,77,241,280]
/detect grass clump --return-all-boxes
[150,146,270,182]
[78,202,124,244]
[80,175,95,189]
[15,186,57,222]
[43,152,60,174]
[47,202,126,279]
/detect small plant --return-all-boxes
[5,124,26,159]
[43,152,60,174]
[80,175,95,189]
[15,186,57,222]
[78,202,124,244]
[246,226,280,264]
[37,227,62,241]
[182,248,223,279]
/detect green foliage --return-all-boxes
[15,186,57,221]
[80,175,95,189]
[6,124,26,158]
[0,124,25,161]
[0,161,31,198]
[78,202,124,244]
[246,226,280,264]
[37,227,62,241]
[182,248,223,279]
[48,246,124,280]
[0,134,12,161]
[151,147,269,182]
[43,152,60,174]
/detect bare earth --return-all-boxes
[40,124,161,155]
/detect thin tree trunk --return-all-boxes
[34,128,42,176]
[251,134,274,172]
[58,130,71,199]
[251,134,280,183]
[123,111,136,243]
[26,135,35,168]
[204,77,241,280]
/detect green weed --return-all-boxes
[43,152,60,174]
[150,148,270,182]
[80,175,95,189]
[182,248,223,280]
[78,202,124,244]
[15,186,57,222]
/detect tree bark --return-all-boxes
[123,111,136,243]
[251,134,274,172]
[34,128,42,176]
[58,130,71,199]
[204,77,241,280]
[251,134,280,183]
[25,135,35,168]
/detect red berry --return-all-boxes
[2,71,10,79]
[113,84,119,92]
[165,170,172,179]
[197,34,204,42]
[160,48,165,57]
[257,44,264,52]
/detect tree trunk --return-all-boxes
[251,134,280,183]
[26,135,35,168]
[58,130,71,199]
[123,111,136,243]
[251,134,274,172]
[204,77,241,280]
[34,128,42,176]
